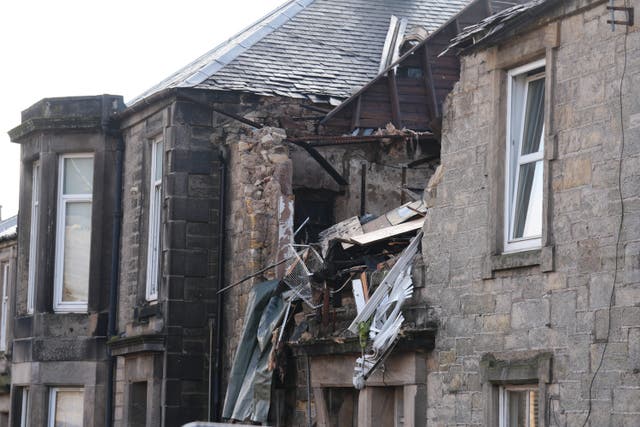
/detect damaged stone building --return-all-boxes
[5,0,640,425]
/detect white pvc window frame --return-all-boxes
[0,263,8,352]
[48,387,84,427]
[145,139,163,301]
[499,385,539,427]
[19,387,29,427]
[53,154,94,313]
[27,161,40,314]
[504,59,546,253]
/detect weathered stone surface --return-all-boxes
[421,1,640,425]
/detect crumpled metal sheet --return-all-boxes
[442,0,547,56]
[222,280,286,423]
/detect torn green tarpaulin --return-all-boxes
[222,280,286,423]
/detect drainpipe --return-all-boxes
[211,146,227,421]
[105,130,124,427]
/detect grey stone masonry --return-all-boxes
[422,1,640,426]
[8,94,125,427]
[113,90,223,426]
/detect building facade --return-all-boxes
[0,216,17,426]
[422,0,640,425]
[5,0,639,425]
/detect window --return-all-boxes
[53,155,94,312]
[48,387,84,427]
[504,59,545,252]
[18,387,29,427]
[145,139,163,301]
[27,161,39,314]
[499,385,539,427]
[0,263,8,351]
[128,381,148,427]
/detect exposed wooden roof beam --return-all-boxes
[387,69,402,128]
[351,95,362,130]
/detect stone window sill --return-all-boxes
[482,245,554,279]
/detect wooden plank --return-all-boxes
[388,69,402,128]
[422,44,439,119]
[351,95,362,130]
[349,218,425,246]
[360,271,369,301]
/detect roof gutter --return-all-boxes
[118,87,179,121]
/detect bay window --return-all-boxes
[53,154,94,312]
[504,59,545,252]
[145,139,163,301]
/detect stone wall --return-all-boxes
[116,95,223,425]
[422,2,639,426]
[222,125,294,397]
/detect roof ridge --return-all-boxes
[127,0,315,106]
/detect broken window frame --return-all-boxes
[499,384,539,427]
[145,138,163,302]
[27,161,39,314]
[53,154,94,313]
[504,59,545,253]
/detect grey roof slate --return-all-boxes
[0,215,17,242]
[129,0,472,106]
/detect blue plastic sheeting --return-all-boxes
[222,280,286,423]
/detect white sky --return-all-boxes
[0,0,284,219]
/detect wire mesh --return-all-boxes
[281,244,323,308]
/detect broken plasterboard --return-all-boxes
[349,218,425,246]
[318,216,363,256]
[362,200,426,233]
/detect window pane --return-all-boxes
[520,78,545,155]
[505,389,538,427]
[28,162,40,313]
[507,391,527,427]
[147,186,162,300]
[19,388,29,427]
[129,382,147,427]
[54,390,83,427]
[154,141,163,182]
[63,157,93,195]
[63,202,92,302]
[513,161,543,239]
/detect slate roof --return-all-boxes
[129,0,472,106]
[0,216,17,242]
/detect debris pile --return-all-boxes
[222,197,428,422]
